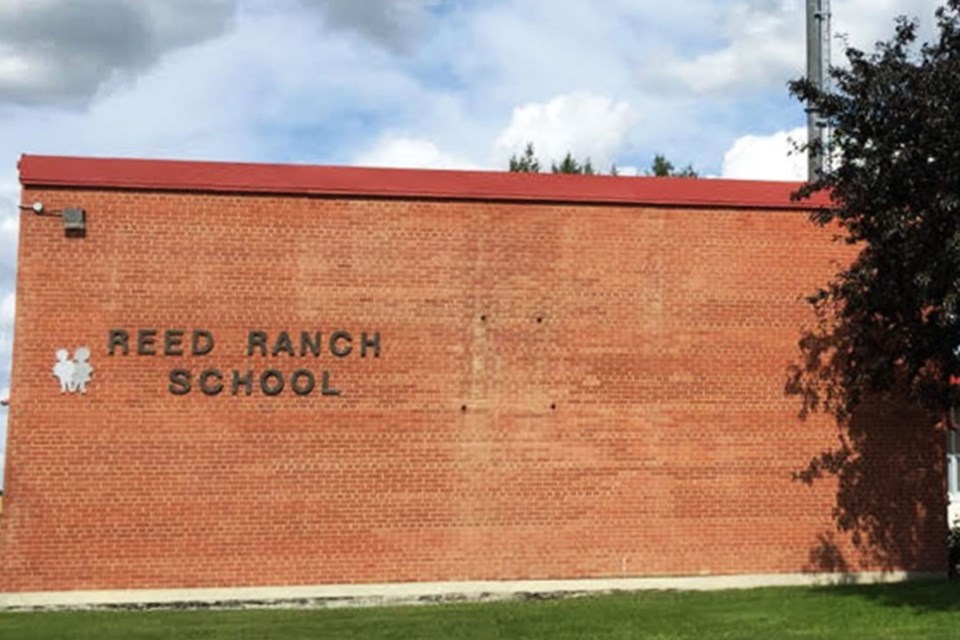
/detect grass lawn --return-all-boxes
[4,581,960,639]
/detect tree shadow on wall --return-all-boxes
[792,399,945,571]
[786,329,949,609]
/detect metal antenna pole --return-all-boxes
[807,0,831,180]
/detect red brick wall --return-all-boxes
[0,182,947,592]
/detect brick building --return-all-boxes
[0,155,947,606]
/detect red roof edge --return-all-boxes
[18,154,833,210]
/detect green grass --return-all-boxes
[4,582,960,639]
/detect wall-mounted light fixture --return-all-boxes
[19,202,44,215]
[62,208,86,232]
[18,201,86,235]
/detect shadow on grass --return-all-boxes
[813,580,960,613]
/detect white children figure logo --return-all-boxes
[53,347,94,394]
[73,347,93,393]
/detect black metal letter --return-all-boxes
[108,329,129,356]
[361,332,381,358]
[272,331,295,357]
[164,329,184,356]
[199,369,224,396]
[321,370,341,396]
[329,331,353,357]
[192,329,215,356]
[137,329,157,356]
[247,331,267,356]
[260,370,284,396]
[300,332,322,357]
[169,369,192,395]
[291,369,316,396]
[231,370,254,396]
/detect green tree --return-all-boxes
[506,143,695,178]
[647,154,698,178]
[788,1,960,419]
[551,152,595,175]
[508,143,541,173]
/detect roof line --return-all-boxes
[18,154,832,210]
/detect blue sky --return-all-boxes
[0,0,948,483]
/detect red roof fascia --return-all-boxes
[18,154,833,210]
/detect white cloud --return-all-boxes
[0,292,14,326]
[0,176,19,272]
[722,126,808,181]
[0,213,18,273]
[297,0,441,51]
[353,135,481,170]
[493,93,635,170]
[0,388,5,487]
[0,0,236,105]
[0,179,13,492]
[0,302,9,488]
[654,2,803,94]
[646,0,944,95]
[0,292,14,358]
[833,0,943,53]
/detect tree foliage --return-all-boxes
[647,153,699,178]
[509,143,541,173]
[788,0,960,419]
[551,152,595,175]
[507,144,696,178]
